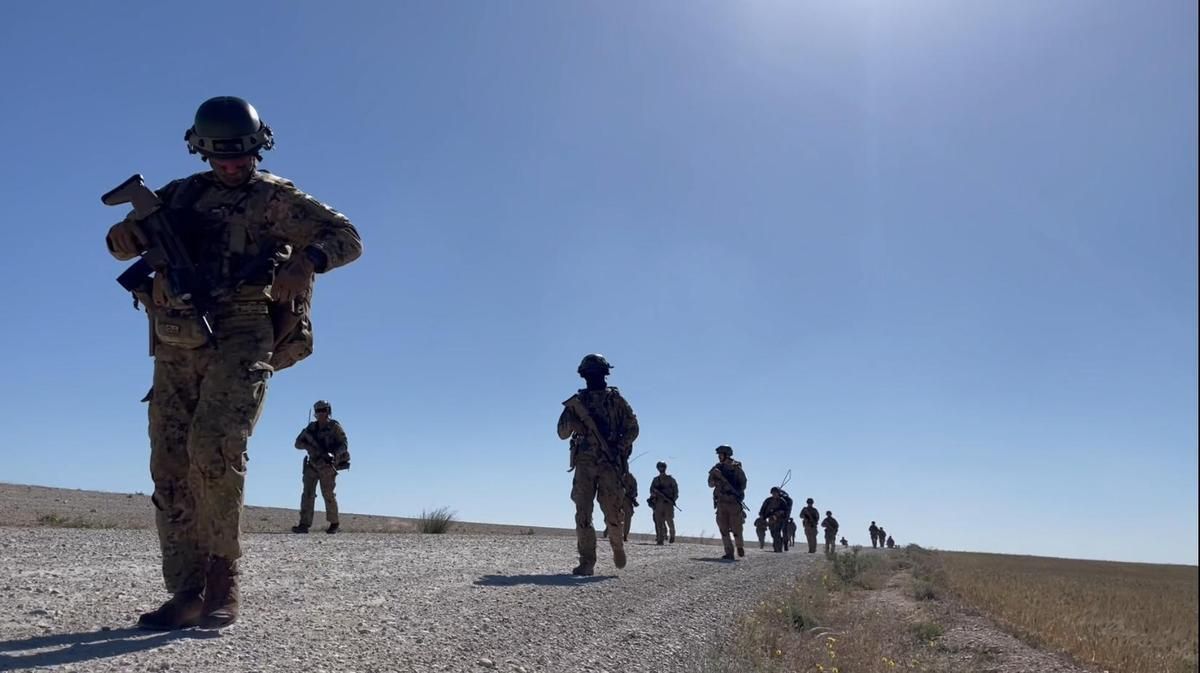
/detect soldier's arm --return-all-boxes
[104,178,186,261]
[615,394,639,449]
[294,426,312,450]
[265,180,363,273]
[557,405,578,440]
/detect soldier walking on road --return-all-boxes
[869,521,880,548]
[821,510,839,554]
[105,96,363,630]
[757,488,791,553]
[293,400,350,534]
[799,498,820,553]
[648,462,679,545]
[708,445,748,560]
[557,354,639,576]
[621,471,638,542]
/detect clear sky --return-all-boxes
[1,1,1195,565]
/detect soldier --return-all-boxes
[878,526,888,549]
[886,535,895,549]
[621,471,638,542]
[821,510,839,554]
[869,521,880,548]
[840,537,848,547]
[648,461,679,545]
[707,445,748,560]
[787,518,797,548]
[754,517,767,549]
[757,487,790,552]
[799,497,820,553]
[105,96,363,630]
[557,354,639,576]
[292,400,350,534]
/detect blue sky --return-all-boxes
[0,1,1195,565]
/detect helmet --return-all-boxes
[655,461,667,470]
[313,400,331,413]
[806,498,814,505]
[715,445,733,457]
[185,96,274,158]
[826,510,832,516]
[577,353,612,376]
[770,487,780,495]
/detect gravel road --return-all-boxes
[0,528,822,673]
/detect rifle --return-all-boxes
[103,173,291,348]
[563,395,628,476]
[102,174,216,347]
[709,464,749,512]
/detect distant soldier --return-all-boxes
[707,445,748,560]
[648,462,679,545]
[292,400,351,535]
[757,487,791,552]
[799,497,820,553]
[886,535,895,549]
[754,517,767,549]
[878,527,888,549]
[868,521,880,548]
[621,471,638,542]
[786,518,797,548]
[840,537,848,547]
[557,354,639,576]
[821,510,839,554]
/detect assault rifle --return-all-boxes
[709,464,749,512]
[649,484,682,512]
[563,395,628,476]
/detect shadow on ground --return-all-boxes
[474,574,617,587]
[688,557,738,563]
[0,627,219,669]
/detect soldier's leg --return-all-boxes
[189,314,273,627]
[769,520,782,552]
[805,526,818,553]
[622,503,633,541]
[140,350,205,630]
[319,468,339,525]
[715,506,734,558]
[652,503,665,544]
[663,503,676,543]
[571,462,599,573]
[596,467,626,569]
[298,462,318,528]
[733,510,745,556]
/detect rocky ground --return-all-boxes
[0,527,816,673]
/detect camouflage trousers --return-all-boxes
[824,531,837,554]
[870,533,878,548]
[652,501,675,543]
[769,514,788,552]
[714,501,745,556]
[570,456,625,568]
[147,311,272,594]
[755,525,767,548]
[299,460,339,527]
[803,525,818,553]
[622,501,635,541]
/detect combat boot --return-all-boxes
[572,561,595,576]
[737,545,745,558]
[326,523,339,534]
[200,557,239,629]
[291,524,309,534]
[136,589,203,631]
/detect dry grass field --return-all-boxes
[939,551,1199,673]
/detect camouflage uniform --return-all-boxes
[621,471,638,542]
[295,412,350,531]
[787,518,797,547]
[708,448,747,560]
[558,377,639,575]
[821,513,839,554]
[886,535,895,549]
[108,165,361,628]
[648,470,678,544]
[869,522,880,548]
[757,492,790,553]
[878,528,888,550]
[799,502,820,553]
[754,517,767,549]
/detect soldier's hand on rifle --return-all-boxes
[272,252,315,304]
[106,220,147,260]
[151,273,172,307]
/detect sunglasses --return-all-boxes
[315,409,330,414]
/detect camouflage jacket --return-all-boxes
[800,505,820,528]
[623,471,639,505]
[557,387,639,464]
[107,169,363,306]
[821,516,839,535]
[295,419,349,464]
[708,460,747,506]
[649,474,679,503]
[758,494,789,520]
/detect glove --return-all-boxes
[106,220,146,260]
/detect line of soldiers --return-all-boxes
[868,521,895,549]
[558,353,891,571]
